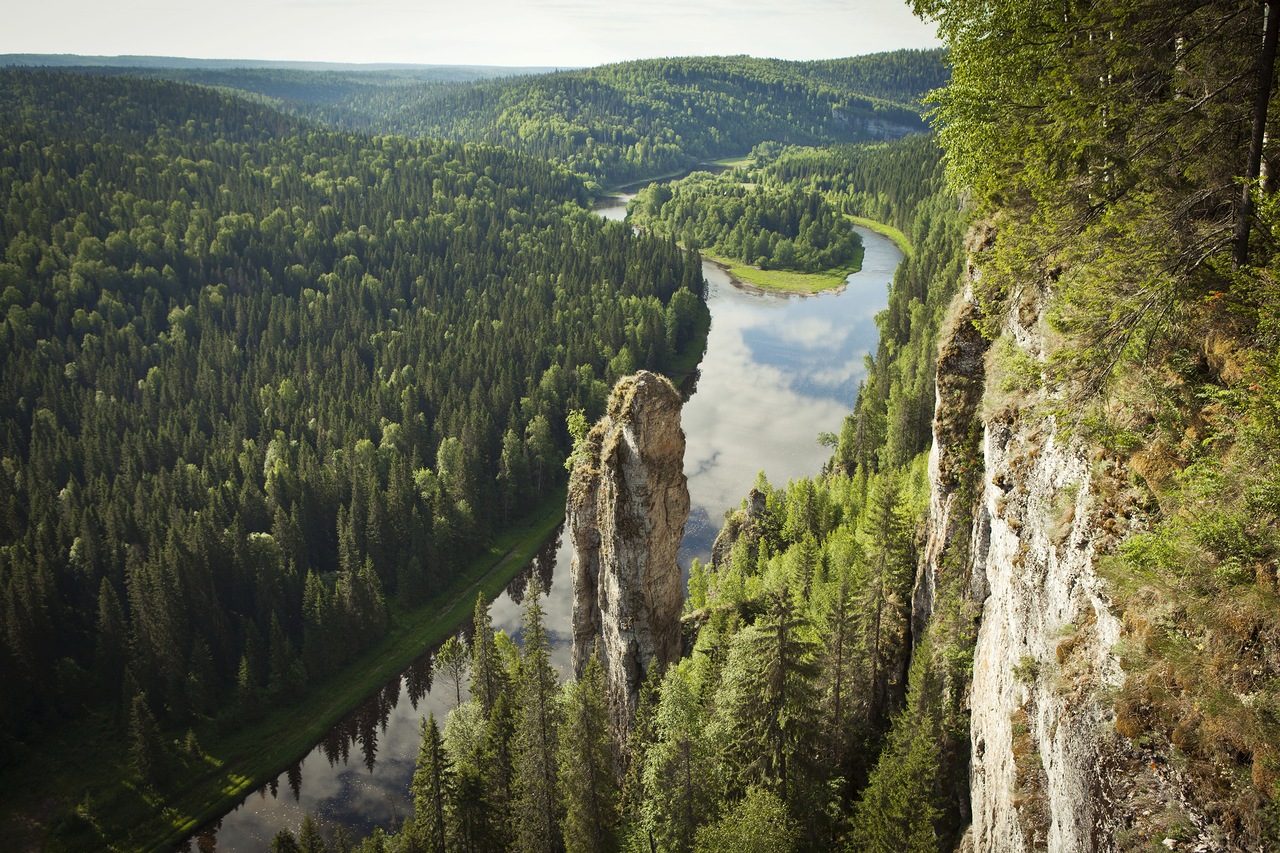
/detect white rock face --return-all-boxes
[967,403,1125,852]
[568,371,689,744]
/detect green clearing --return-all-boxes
[0,491,567,853]
[708,248,863,295]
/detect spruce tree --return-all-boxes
[128,691,163,785]
[469,593,504,716]
[557,650,620,853]
[513,579,563,853]
[409,714,452,853]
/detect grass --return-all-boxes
[846,214,913,256]
[708,249,862,295]
[0,490,567,853]
[705,155,753,169]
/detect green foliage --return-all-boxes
[128,692,163,785]
[629,171,861,274]
[693,786,799,853]
[218,53,937,188]
[557,651,620,853]
[848,694,940,851]
[408,714,452,853]
[0,69,703,750]
[513,580,563,853]
[435,635,468,711]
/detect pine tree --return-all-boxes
[298,815,328,853]
[557,650,620,853]
[408,714,452,853]
[128,691,163,785]
[513,579,563,853]
[642,660,714,853]
[469,593,504,716]
[710,587,820,808]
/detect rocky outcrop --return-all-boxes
[912,282,990,648]
[926,279,1207,851]
[568,371,689,744]
[709,487,768,570]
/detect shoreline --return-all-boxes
[706,257,849,298]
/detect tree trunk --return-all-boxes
[1234,0,1280,267]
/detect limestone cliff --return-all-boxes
[926,280,1221,851]
[568,371,689,743]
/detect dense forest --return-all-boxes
[48,50,947,190]
[628,166,863,273]
[0,69,706,783]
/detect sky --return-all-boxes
[3,0,939,68]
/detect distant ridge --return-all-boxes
[0,53,562,76]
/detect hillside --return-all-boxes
[0,69,705,850]
[51,50,947,189]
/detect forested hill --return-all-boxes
[56,50,947,189]
[311,52,942,188]
[0,68,704,827]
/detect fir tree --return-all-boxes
[557,649,620,853]
[513,579,563,853]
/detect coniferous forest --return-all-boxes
[5,1,1280,848]
[0,67,705,780]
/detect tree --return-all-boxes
[513,579,563,853]
[270,830,303,853]
[299,815,329,853]
[128,691,164,785]
[1234,0,1280,266]
[436,635,468,710]
[469,593,505,716]
[709,587,821,809]
[642,660,715,853]
[408,714,452,853]
[693,786,799,853]
[557,650,620,853]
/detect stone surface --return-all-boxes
[924,282,1209,851]
[568,370,689,744]
[709,487,768,570]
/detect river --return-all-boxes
[183,195,902,851]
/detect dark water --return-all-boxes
[184,196,900,851]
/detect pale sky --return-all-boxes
[3,0,939,68]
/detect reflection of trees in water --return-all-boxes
[287,761,303,801]
[678,364,703,401]
[182,818,219,852]
[320,678,399,771]
[505,523,563,605]
[404,651,434,709]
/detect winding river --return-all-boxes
[183,196,902,851]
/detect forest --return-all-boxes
[0,68,706,793]
[264,0,1280,846]
[628,165,863,274]
[41,50,947,190]
[8,5,1277,846]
